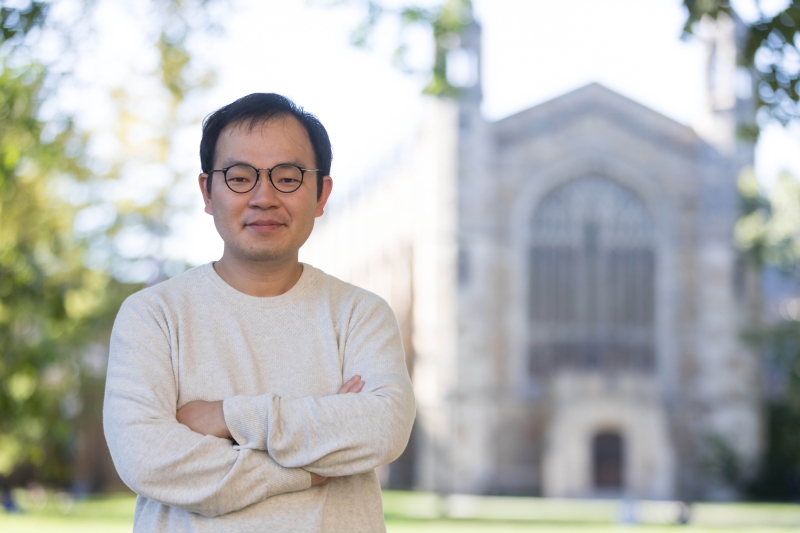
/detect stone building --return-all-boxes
[300,15,762,499]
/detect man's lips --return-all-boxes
[244,220,285,232]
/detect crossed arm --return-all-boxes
[175,375,366,487]
[104,295,415,517]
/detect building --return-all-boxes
[300,15,762,500]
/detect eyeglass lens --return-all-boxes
[225,164,304,193]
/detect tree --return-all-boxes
[735,169,800,500]
[0,1,110,488]
[331,0,800,134]
[682,0,800,499]
[683,0,800,137]
[317,0,474,97]
[0,0,217,492]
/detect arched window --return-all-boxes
[528,176,655,375]
[593,431,624,490]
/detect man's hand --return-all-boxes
[176,376,364,484]
[176,377,364,439]
[310,473,337,486]
[176,376,364,441]
[337,374,364,394]
[176,400,232,440]
[308,374,364,487]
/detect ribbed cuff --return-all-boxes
[262,460,312,497]
[223,394,271,450]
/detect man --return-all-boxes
[103,93,416,532]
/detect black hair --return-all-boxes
[200,93,332,198]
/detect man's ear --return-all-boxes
[199,173,213,215]
[316,176,333,217]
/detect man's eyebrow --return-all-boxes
[284,159,311,168]
[217,158,252,168]
[217,159,313,169]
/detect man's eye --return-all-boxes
[229,176,252,182]
[278,177,300,183]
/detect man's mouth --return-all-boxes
[245,220,285,232]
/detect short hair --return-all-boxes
[200,93,332,198]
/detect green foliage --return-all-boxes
[682,0,734,35]
[734,169,800,500]
[0,1,48,46]
[748,365,800,500]
[102,1,216,283]
[318,0,474,97]
[420,0,472,97]
[683,0,800,133]
[735,168,772,266]
[736,169,800,270]
[0,56,116,484]
[0,0,218,488]
[702,434,745,495]
[334,1,800,113]
[740,317,800,501]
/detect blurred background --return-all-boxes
[3,0,800,530]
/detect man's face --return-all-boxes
[199,115,332,265]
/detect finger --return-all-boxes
[348,377,364,393]
[337,378,355,394]
[336,378,355,394]
[337,375,361,394]
[311,473,338,487]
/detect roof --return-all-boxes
[492,83,704,155]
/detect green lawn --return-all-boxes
[1,490,799,532]
[0,492,135,533]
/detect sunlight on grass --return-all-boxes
[0,514,133,533]
[386,523,798,533]
[1,490,800,532]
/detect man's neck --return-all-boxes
[213,252,303,298]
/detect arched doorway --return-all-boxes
[527,176,656,376]
[593,431,624,490]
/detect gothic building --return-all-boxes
[301,15,762,499]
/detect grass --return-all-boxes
[387,522,798,533]
[1,490,799,532]
[0,492,136,533]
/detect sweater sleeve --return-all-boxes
[222,295,416,477]
[103,296,311,518]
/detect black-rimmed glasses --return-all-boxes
[209,163,320,194]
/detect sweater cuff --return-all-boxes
[262,461,312,497]
[223,394,271,450]
[252,451,311,498]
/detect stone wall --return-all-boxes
[303,84,761,500]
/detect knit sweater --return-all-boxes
[103,263,416,532]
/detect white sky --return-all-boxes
[70,0,800,267]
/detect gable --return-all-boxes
[492,83,706,158]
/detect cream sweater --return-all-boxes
[103,263,415,532]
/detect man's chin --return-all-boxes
[235,245,294,264]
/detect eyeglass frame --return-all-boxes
[207,163,321,194]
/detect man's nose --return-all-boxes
[247,172,281,209]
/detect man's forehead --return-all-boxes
[215,114,314,165]
[223,114,308,141]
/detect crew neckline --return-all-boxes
[201,262,316,309]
